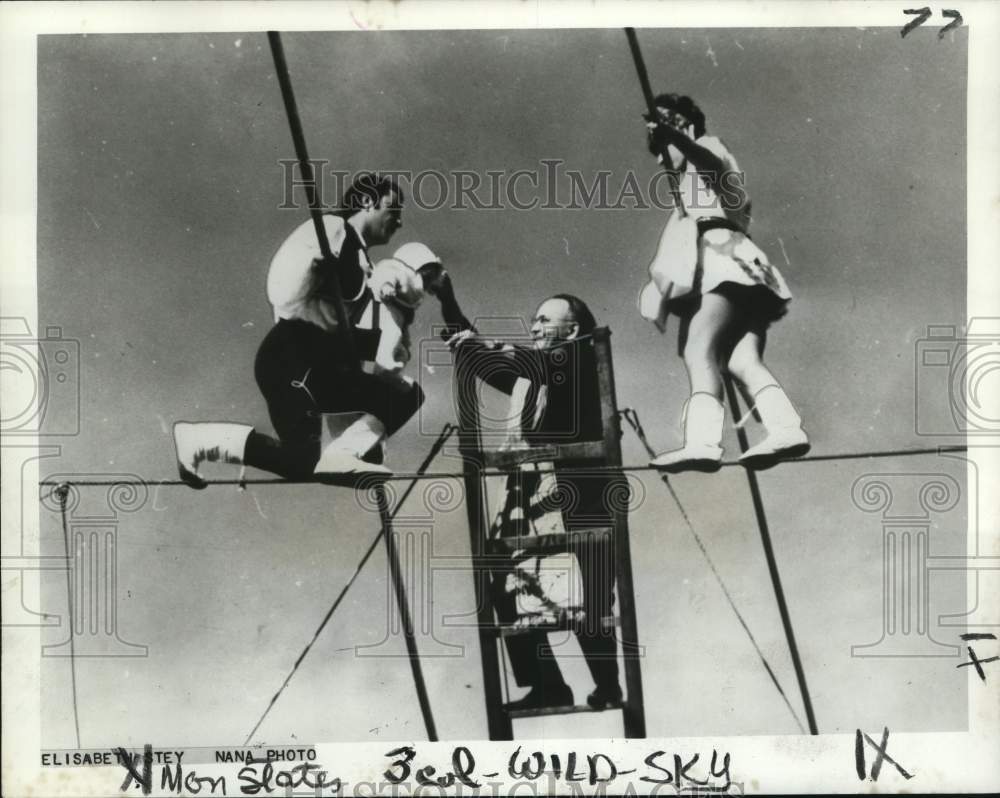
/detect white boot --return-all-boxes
[650,393,725,473]
[739,385,811,468]
[314,413,392,476]
[173,422,253,489]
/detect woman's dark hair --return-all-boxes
[550,293,597,335]
[646,92,707,139]
[340,172,405,212]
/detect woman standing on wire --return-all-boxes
[638,93,810,472]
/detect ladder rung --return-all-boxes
[487,527,613,555]
[482,441,607,469]
[505,700,626,719]
[490,615,620,638]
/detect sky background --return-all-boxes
[32,26,974,748]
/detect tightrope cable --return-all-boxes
[723,378,819,734]
[38,428,965,740]
[36,443,969,490]
[54,484,83,749]
[619,408,807,734]
[242,424,454,745]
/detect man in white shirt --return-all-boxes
[172,173,436,486]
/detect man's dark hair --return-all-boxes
[340,172,404,212]
[550,293,597,336]
[647,92,707,139]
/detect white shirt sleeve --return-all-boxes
[266,215,349,321]
[696,135,738,171]
[684,135,752,228]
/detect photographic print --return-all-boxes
[2,2,998,795]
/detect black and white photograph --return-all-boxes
[2,1,999,795]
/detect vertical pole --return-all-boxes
[623,28,686,218]
[241,428,454,746]
[376,482,438,741]
[267,31,358,369]
[456,354,513,740]
[723,377,819,735]
[593,328,646,738]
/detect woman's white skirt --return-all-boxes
[640,222,792,331]
[699,228,791,299]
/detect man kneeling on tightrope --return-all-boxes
[172,173,446,486]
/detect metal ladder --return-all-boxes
[455,326,646,739]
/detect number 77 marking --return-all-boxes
[899,6,962,39]
[901,7,964,38]
[901,7,932,37]
[938,9,963,38]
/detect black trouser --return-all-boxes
[496,473,621,693]
[245,319,424,479]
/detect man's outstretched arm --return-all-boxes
[425,270,528,396]
[421,266,475,339]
